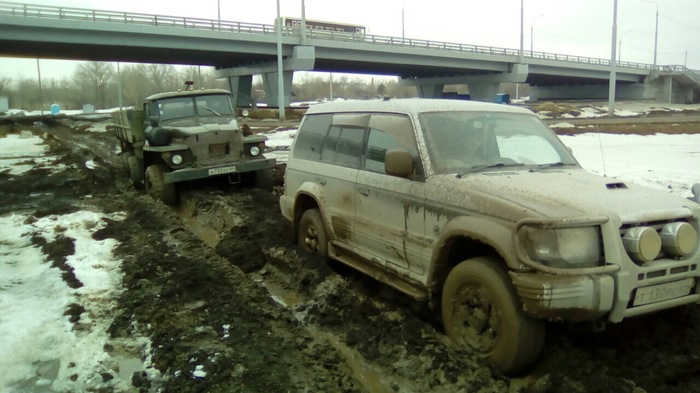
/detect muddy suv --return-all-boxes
[280,98,700,374]
[110,85,276,205]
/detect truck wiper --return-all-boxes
[203,106,221,117]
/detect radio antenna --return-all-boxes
[596,123,607,177]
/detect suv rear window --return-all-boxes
[294,112,422,175]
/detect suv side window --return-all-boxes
[322,125,366,168]
[364,114,423,177]
[293,114,333,161]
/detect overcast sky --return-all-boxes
[1,0,700,80]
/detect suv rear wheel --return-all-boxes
[441,256,545,375]
[145,164,177,206]
[298,208,328,257]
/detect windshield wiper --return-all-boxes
[456,162,524,178]
[203,106,221,117]
[529,162,567,172]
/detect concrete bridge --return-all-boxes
[1,1,699,107]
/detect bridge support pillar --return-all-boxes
[416,84,445,98]
[262,71,294,108]
[227,75,253,108]
[467,82,501,102]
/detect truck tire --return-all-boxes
[441,256,545,375]
[145,164,177,206]
[298,208,328,258]
[127,155,144,188]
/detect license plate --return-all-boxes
[633,278,694,306]
[208,166,237,176]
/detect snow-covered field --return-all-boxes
[0,104,699,392]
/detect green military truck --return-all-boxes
[109,85,276,205]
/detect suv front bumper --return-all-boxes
[163,158,276,183]
[509,272,615,321]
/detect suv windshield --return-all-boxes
[155,94,234,121]
[418,111,578,175]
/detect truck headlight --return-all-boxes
[172,154,183,165]
[249,145,261,156]
[522,226,602,268]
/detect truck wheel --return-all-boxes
[441,256,545,375]
[145,164,177,206]
[127,155,144,188]
[298,208,328,258]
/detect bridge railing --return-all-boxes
[0,1,278,34]
[0,1,684,75]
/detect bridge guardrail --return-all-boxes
[0,1,688,75]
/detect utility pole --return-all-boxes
[276,0,285,121]
[608,0,618,117]
[642,1,659,67]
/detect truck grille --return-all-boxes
[209,143,229,156]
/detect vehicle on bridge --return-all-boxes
[109,83,276,205]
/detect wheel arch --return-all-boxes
[291,183,327,243]
[427,216,519,311]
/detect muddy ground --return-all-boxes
[2,117,700,393]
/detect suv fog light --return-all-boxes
[661,222,697,257]
[249,145,261,156]
[172,154,183,165]
[623,226,661,263]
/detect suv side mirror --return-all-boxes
[385,149,413,178]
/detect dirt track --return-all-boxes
[3,118,700,393]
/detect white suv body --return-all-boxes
[280,98,700,374]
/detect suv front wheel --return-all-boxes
[441,256,545,375]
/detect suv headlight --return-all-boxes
[521,226,602,268]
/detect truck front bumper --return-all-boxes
[163,158,276,183]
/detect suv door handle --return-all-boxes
[358,186,370,196]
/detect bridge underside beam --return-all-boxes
[531,75,698,104]
[400,64,528,102]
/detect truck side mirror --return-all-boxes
[385,149,413,179]
[149,116,160,127]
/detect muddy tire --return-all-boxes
[298,208,328,258]
[145,164,177,206]
[127,155,143,188]
[441,256,545,375]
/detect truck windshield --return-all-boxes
[418,111,579,175]
[155,95,233,121]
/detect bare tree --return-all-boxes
[73,62,116,108]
